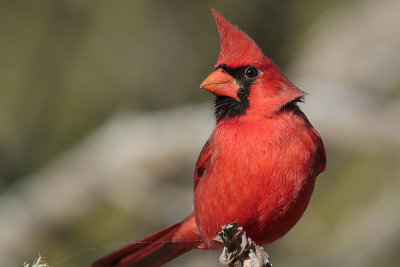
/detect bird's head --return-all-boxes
[201,9,306,121]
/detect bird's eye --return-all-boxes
[245,67,258,79]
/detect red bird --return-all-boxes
[93,9,326,267]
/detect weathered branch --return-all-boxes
[218,222,272,267]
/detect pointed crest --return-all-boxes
[211,9,267,68]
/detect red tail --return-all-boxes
[92,215,201,267]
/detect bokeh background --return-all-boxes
[1,0,399,266]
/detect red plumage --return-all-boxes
[93,8,326,267]
[212,9,267,68]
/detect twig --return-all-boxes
[23,254,49,267]
[218,222,272,267]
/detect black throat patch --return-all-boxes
[213,64,255,121]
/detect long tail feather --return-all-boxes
[92,216,199,267]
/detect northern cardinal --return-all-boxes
[93,8,326,267]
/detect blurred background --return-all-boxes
[1,0,399,266]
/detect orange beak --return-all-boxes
[200,69,240,100]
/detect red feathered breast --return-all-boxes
[194,108,325,248]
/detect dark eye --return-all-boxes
[245,67,258,79]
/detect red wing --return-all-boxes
[311,128,326,174]
[193,139,213,190]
